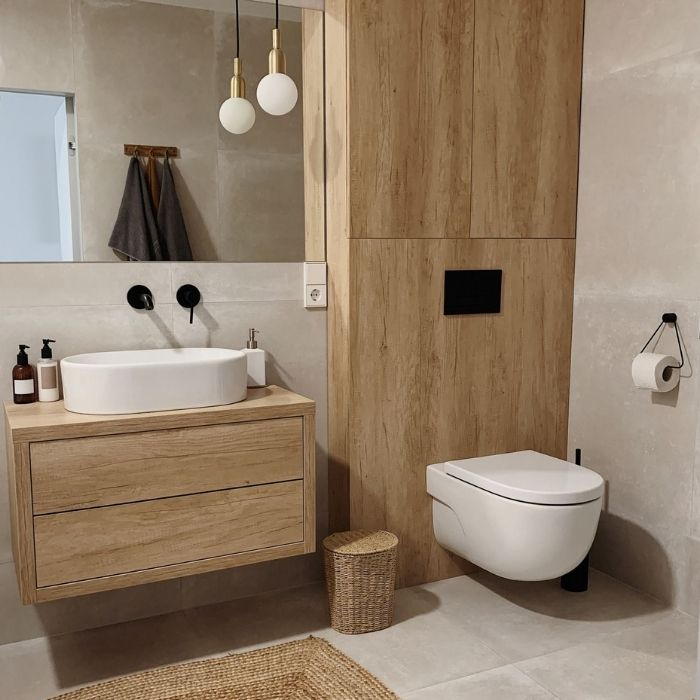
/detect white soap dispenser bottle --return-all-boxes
[241,328,266,388]
[37,339,60,402]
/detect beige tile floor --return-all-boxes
[0,570,695,699]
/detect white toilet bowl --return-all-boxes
[426,450,604,581]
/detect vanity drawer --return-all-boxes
[31,417,304,514]
[34,481,304,587]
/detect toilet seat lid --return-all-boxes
[445,450,604,505]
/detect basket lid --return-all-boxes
[323,530,398,555]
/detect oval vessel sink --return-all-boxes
[61,348,248,415]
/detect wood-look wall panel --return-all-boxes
[347,0,474,239]
[325,0,351,533]
[325,0,580,588]
[422,240,574,462]
[348,241,423,537]
[471,0,584,238]
[349,238,575,587]
[303,9,326,261]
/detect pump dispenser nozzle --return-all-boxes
[246,328,259,349]
[41,339,56,359]
[17,345,30,366]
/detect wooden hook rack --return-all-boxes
[124,144,179,158]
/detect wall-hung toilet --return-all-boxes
[426,451,605,581]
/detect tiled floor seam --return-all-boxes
[396,660,519,699]
[511,664,566,699]
[422,599,587,666]
[416,604,519,670]
[397,658,513,698]
[399,665,565,700]
[509,609,693,687]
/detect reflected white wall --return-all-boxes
[0,91,74,262]
[54,97,76,261]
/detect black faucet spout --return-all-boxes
[127,285,155,311]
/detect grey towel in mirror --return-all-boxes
[158,155,193,262]
[108,157,164,261]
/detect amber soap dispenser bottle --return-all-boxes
[13,344,36,404]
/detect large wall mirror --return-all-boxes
[0,0,324,263]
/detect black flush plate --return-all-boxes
[444,270,502,316]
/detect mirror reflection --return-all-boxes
[0,0,322,263]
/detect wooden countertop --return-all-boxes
[4,385,315,442]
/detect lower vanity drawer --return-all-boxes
[34,481,304,587]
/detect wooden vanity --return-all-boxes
[4,386,315,604]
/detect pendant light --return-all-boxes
[219,0,256,134]
[257,0,298,116]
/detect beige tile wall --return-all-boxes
[214,8,305,262]
[0,0,75,94]
[570,0,700,613]
[0,262,328,644]
[0,0,305,262]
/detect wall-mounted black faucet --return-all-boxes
[127,285,154,310]
[176,284,201,324]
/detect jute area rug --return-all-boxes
[51,636,398,699]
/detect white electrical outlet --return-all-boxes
[305,284,327,307]
[304,262,327,308]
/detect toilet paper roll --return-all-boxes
[631,353,680,392]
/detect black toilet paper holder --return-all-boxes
[639,313,684,369]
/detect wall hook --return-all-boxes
[639,312,684,369]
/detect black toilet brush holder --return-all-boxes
[561,448,590,593]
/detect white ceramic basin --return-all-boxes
[61,348,248,415]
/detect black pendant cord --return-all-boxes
[640,314,685,369]
[235,0,240,58]
[276,0,279,29]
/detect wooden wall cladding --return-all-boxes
[471,0,584,238]
[326,0,582,585]
[325,0,352,534]
[303,9,327,261]
[348,238,576,587]
[347,0,474,239]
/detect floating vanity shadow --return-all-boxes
[443,269,503,316]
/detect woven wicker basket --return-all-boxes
[323,530,399,635]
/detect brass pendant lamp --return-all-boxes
[257,0,298,116]
[219,0,256,134]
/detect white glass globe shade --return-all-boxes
[219,97,256,134]
[257,73,298,116]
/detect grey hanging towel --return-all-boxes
[158,155,193,261]
[108,157,164,261]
